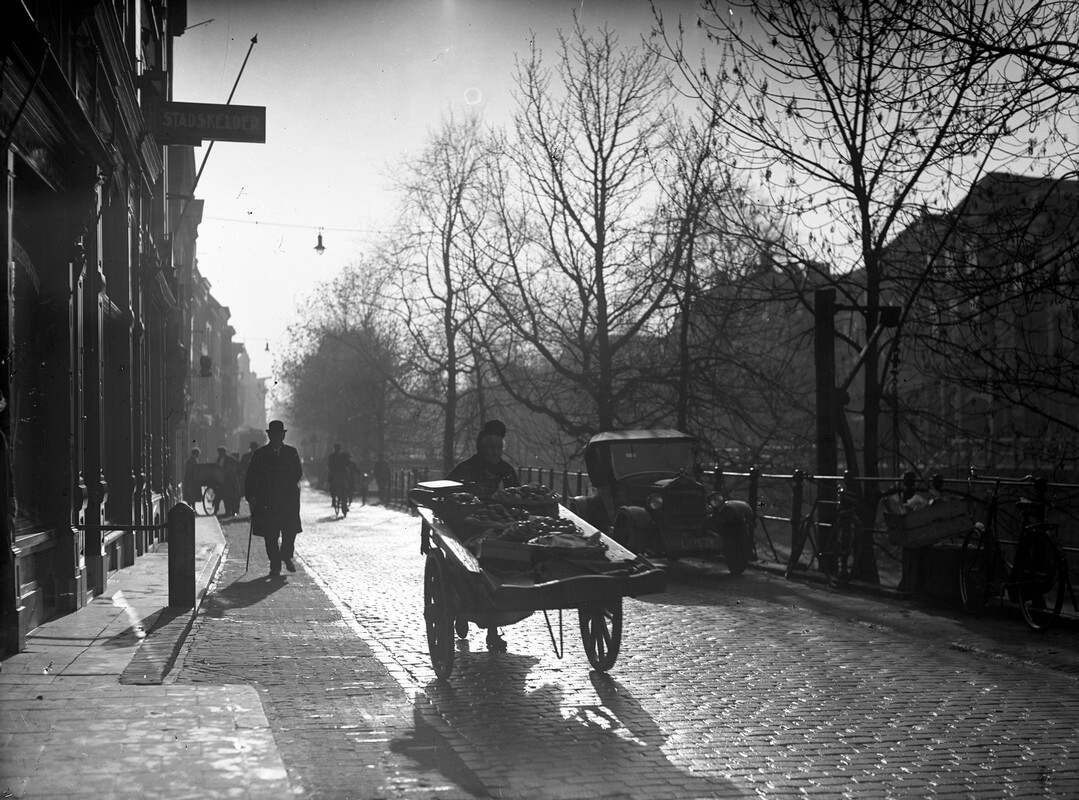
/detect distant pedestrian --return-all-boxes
[327,443,354,516]
[244,420,304,577]
[374,457,390,505]
[238,441,259,497]
[356,469,369,506]
[214,446,240,516]
[182,447,202,507]
[228,452,243,514]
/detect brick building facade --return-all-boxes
[2,1,264,656]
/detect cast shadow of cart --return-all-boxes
[415,654,743,799]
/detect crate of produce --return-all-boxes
[491,484,561,517]
[885,498,970,548]
[454,503,526,538]
[475,516,606,565]
[426,491,486,527]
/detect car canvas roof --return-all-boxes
[587,429,696,445]
[584,430,697,486]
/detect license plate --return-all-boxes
[667,536,720,552]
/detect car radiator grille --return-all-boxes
[660,491,705,532]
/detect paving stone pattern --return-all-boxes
[291,489,1079,799]
[0,526,290,800]
[1,683,285,798]
[172,503,483,800]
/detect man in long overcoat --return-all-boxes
[244,420,303,576]
[182,447,202,507]
[214,446,241,516]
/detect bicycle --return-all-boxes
[958,478,1076,632]
[329,472,351,518]
[201,484,219,516]
[786,476,861,587]
[826,480,862,586]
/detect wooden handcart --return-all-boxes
[410,481,667,680]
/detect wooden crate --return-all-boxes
[885,498,970,548]
[476,537,607,565]
[477,538,536,564]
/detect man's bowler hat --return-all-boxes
[267,420,287,434]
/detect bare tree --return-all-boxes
[883,2,1079,477]
[899,1,1079,102]
[888,174,1079,477]
[655,0,1069,578]
[384,111,502,471]
[653,111,815,466]
[477,21,680,441]
[279,262,418,467]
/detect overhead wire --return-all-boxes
[201,216,386,234]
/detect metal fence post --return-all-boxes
[785,469,806,578]
[790,469,804,544]
[1033,476,1048,523]
[168,502,196,609]
[748,467,760,528]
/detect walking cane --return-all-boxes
[245,510,254,573]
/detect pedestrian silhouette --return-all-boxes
[244,420,304,577]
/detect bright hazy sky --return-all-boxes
[173,0,688,380]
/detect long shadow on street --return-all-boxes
[422,652,744,799]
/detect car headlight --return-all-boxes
[647,493,663,511]
[707,492,724,510]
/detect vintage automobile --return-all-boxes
[567,429,756,575]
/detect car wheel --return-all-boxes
[722,528,749,576]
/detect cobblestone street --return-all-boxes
[175,488,1079,798]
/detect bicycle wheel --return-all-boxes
[785,512,815,578]
[959,524,992,613]
[1015,525,1066,632]
[202,486,217,516]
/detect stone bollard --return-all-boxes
[168,502,196,609]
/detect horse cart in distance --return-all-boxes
[567,429,756,575]
[410,480,667,680]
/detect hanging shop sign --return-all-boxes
[148,101,266,146]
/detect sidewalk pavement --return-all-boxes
[0,515,293,799]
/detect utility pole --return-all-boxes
[814,288,839,480]
[814,288,839,571]
[814,286,900,583]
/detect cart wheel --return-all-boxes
[455,618,469,639]
[579,598,622,672]
[202,486,217,516]
[424,554,456,680]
